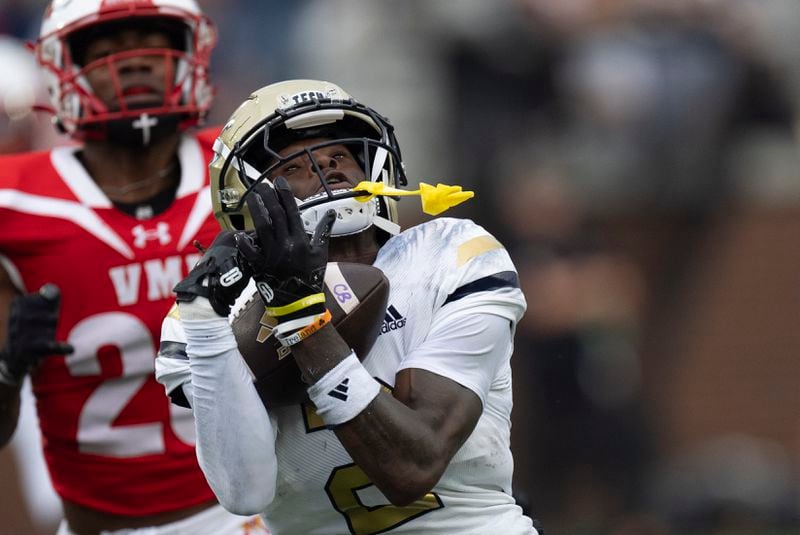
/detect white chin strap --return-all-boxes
[299,192,400,237]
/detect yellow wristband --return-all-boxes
[265,293,326,317]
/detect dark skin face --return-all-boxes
[270,137,366,201]
[82,28,176,111]
[266,136,381,264]
[75,25,185,205]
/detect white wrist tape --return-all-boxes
[307,352,381,427]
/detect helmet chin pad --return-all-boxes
[299,193,399,237]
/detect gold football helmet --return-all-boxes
[210,79,407,238]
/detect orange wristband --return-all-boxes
[275,310,332,347]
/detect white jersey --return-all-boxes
[158,217,535,535]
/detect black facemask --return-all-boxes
[101,113,182,147]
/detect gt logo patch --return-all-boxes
[256,281,274,302]
[220,267,243,287]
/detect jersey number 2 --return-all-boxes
[66,312,195,457]
[325,463,443,535]
[305,404,444,534]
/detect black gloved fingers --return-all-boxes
[1,284,69,384]
[173,262,212,303]
[246,183,283,252]
[51,341,74,355]
[245,184,270,244]
[29,340,74,356]
[207,228,239,249]
[235,232,264,273]
[215,253,247,294]
[38,283,62,302]
[273,176,304,238]
[310,209,336,250]
[173,229,251,314]
[260,181,290,250]
[20,284,61,312]
[10,289,61,327]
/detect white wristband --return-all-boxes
[271,313,320,337]
[307,352,381,427]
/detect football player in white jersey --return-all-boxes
[157,79,540,534]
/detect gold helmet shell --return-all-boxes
[210,79,406,236]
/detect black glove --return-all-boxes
[0,284,73,386]
[174,230,252,316]
[236,177,336,322]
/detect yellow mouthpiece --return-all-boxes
[353,181,474,216]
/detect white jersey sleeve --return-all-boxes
[377,217,526,406]
[155,303,193,406]
[400,308,513,408]
[156,281,258,406]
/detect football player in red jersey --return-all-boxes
[0,1,267,534]
[0,34,68,534]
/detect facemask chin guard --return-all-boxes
[298,191,400,237]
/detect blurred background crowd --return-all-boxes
[0,0,797,533]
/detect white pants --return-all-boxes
[56,504,268,535]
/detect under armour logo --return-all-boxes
[328,378,349,401]
[132,222,172,248]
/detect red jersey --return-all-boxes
[0,128,222,515]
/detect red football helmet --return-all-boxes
[34,0,217,142]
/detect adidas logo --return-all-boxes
[328,378,349,401]
[380,305,406,334]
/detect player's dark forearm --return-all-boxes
[333,392,451,505]
[0,383,21,446]
[292,324,353,383]
[293,328,462,505]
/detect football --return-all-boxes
[231,262,389,409]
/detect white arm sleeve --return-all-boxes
[181,298,277,515]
